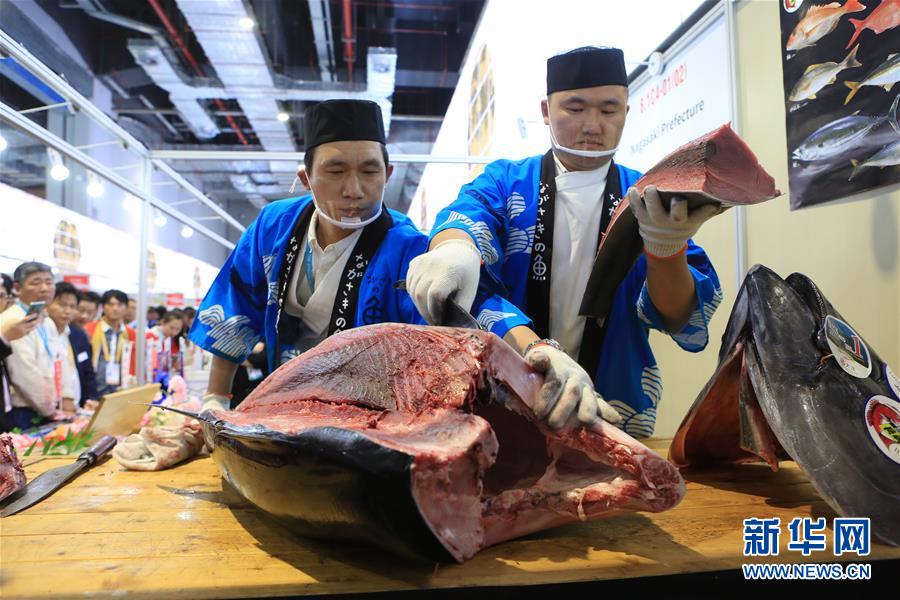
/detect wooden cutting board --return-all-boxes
[1,439,896,598]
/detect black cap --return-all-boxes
[303,99,386,150]
[547,47,628,95]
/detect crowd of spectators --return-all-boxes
[0,261,200,432]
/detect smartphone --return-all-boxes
[25,301,47,316]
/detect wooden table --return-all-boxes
[1,439,896,598]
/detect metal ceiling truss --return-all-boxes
[0,28,245,241]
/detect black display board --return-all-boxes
[780,0,899,209]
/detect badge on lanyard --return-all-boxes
[106,361,121,386]
[53,359,63,400]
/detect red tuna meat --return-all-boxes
[0,434,26,502]
[203,324,686,562]
[634,123,781,206]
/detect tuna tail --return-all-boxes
[848,158,862,181]
[843,0,866,14]
[844,81,861,105]
[845,17,865,49]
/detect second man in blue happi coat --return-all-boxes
[406,47,725,437]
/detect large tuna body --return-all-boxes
[203,324,685,562]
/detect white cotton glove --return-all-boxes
[201,393,231,413]
[113,421,205,471]
[525,344,622,429]
[406,238,482,325]
[112,392,228,471]
[628,185,723,258]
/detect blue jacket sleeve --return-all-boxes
[470,292,533,339]
[430,160,510,272]
[189,216,268,363]
[633,240,723,352]
[431,161,534,337]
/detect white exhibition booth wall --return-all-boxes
[1,182,219,304]
[409,0,726,231]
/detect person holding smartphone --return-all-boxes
[0,310,41,432]
[0,262,58,430]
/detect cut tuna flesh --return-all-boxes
[579,125,780,325]
[204,324,685,562]
[634,123,781,207]
[0,434,26,502]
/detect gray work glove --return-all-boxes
[628,185,722,258]
[525,344,622,429]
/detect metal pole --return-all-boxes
[152,149,499,164]
[75,140,124,151]
[151,159,245,232]
[725,0,748,288]
[19,102,70,114]
[136,158,151,386]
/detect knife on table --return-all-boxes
[0,435,117,517]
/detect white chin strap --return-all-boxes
[313,193,384,230]
[548,118,618,158]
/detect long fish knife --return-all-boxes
[0,435,117,518]
[135,403,225,425]
[393,279,482,330]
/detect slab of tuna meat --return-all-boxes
[634,123,780,206]
[203,324,685,562]
[0,434,26,502]
[579,124,780,326]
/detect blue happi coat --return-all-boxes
[190,195,531,371]
[431,155,723,437]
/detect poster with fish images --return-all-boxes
[780,0,900,209]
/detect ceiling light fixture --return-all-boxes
[238,16,255,29]
[180,225,194,238]
[47,148,70,181]
[153,210,168,228]
[276,111,290,122]
[86,171,105,198]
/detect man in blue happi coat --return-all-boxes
[190,99,529,412]
[406,47,724,438]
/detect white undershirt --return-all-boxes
[549,154,611,358]
[284,212,362,332]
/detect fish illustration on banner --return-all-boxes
[780,0,900,209]
[788,44,862,101]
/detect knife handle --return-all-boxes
[78,435,117,466]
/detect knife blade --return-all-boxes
[394,280,482,330]
[0,435,117,518]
